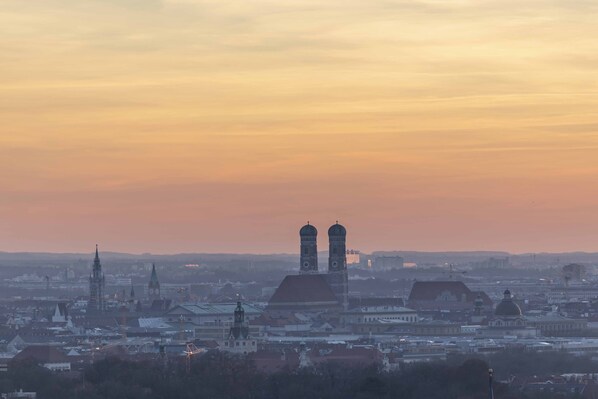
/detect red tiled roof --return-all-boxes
[268,275,338,305]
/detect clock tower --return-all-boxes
[299,223,318,274]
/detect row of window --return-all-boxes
[223,341,256,347]
[360,315,417,323]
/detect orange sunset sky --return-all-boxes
[2,0,598,254]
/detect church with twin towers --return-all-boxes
[266,222,349,313]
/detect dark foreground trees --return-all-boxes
[1,350,594,399]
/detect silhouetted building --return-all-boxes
[300,223,318,274]
[326,222,349,310]
[407,281,492,312]
[229,301,250,339]
[220,302,257,354]
[267,274,342,313]
[480,289,537,338]
[88,245,105,313]
[374,255,404,270]
[11,345,71,372]
[148,263,161,301]
[268,222,350,313]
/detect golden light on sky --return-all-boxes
[2,0,598,253]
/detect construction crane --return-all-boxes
[184,343,204,374]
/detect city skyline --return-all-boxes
[3,1,598,254]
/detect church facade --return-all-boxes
[479,289,538,338]
[267,222,350,313]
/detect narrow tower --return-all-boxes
[229,301,250,340]
[299,223,318,274]
[327,222,349,309]
[88,245,106,313]
[148,263,161,301]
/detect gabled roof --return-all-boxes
[408,281,492,305]
[55,303,68,316]
[149,263,160,288]
[268,275,338,305]
[12,345,69,364]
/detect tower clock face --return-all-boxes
[332,261,338,268]
[303,262,309,267]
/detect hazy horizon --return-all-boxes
[3,1,598,254]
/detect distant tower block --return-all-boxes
[299,223,318,274]
[88,245,106,313]
[327,222,349,310]
[148,263,161,301]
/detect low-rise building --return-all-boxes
[165,302,262,326]
[342,306,418,325]
[11,346,71,372]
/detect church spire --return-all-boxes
[93,244,101,271]
[148,263,161,301]
[150,263,159,283]
[89,244,105,313]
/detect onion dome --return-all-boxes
[328,222,346,237]
[300,223,318,236]
[494,289,522,317]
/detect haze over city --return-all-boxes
[6,2,598,399]
[3,1,598,254]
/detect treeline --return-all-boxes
[0,350,595,399]
[448,349,596,379]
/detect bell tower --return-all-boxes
[148,263,161,301]
[229,301,250,339]
[88,245,106,313]
[328,222,346,272]
[299,223,318,274]
[327,222,348,309]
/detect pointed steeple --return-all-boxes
[89,244,105,313]
[148,263,161,301]
[93,244,101,271]
[150,263,159,284]
[130,284,135,299]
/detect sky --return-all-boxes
[2,0,598,254]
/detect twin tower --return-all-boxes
[299,222,348,308]
[299,222,347,274]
